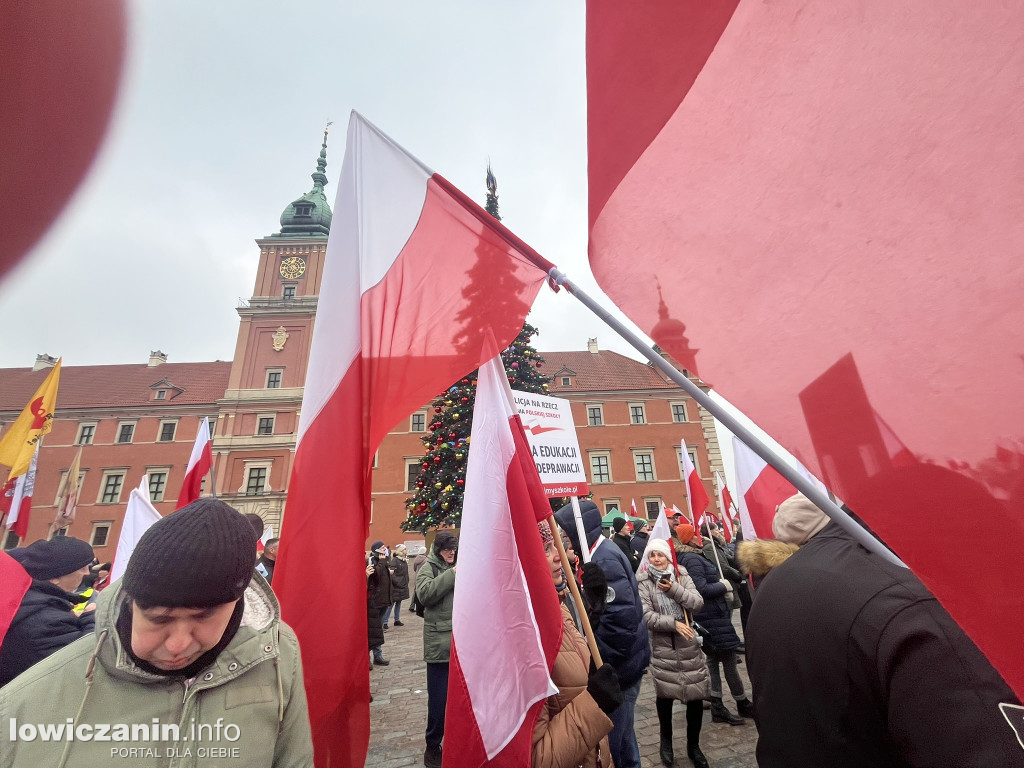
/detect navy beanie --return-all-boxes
[123,499,257,608]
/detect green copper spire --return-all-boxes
[276,124,333,237]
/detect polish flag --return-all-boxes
[714,472,735,544]
[1,552,31,642]
[446,354,561,767]
[586,0,1024,700]
[681,441,709,517]
[638,503,676,574]
[256,525,273,554]
[1,444,38,540]
[175,417,212,510]
[110,476,162,584]
[274,112,553,768]
[731,436,797,540]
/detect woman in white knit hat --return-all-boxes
[638,538,711,768]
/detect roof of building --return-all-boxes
[275,128,333,237]
[0,362,232,411]
[541,350,677,392]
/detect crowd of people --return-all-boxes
[1,492,1020,768]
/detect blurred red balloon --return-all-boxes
[0,0,126,281]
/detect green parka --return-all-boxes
[0,577,312,768]
[414,549,456,663]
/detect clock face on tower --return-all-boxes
[279,256,306,280]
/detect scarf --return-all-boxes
[647,566,685,621]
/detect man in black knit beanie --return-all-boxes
[0,498,314,767]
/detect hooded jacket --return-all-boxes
[554,502,650,688]
[389,554,410,601]
[0,577,312,768]
[531,605,614,768]
[638,567,709,703]
[0,580,95,687]
[747,523,1023,767]
[415,548,456,663]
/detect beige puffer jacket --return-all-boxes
[531,605,614,768]
[638,569,709,702]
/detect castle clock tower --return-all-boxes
[212,128,332,530]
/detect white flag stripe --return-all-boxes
[110,476,163,583]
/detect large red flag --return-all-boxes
[445,355,562,767]
[274,112,553,768]
[175,417,212,510]
[0,552,31,643]
[587,1,1024,698]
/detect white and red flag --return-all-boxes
[586,0,1024,699]
[256,525,273,554]
[671,503,702,548]
[274,112,553,768]
[639,503,676,574]
[446,354,561,767]
[714,471,735,544]
[109,476,162,584]
[1,444,38,540]
[681,441,709,525]
[175,417,212,510]
[731,436,796,540]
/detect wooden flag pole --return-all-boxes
[545,266,906,569]
[547,513,604,668]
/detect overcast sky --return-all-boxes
[0,1,656,369]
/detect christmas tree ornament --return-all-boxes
[434,482,443,489]
[511,362,519,368]
[452,413,460,420]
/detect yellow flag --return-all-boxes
[54,445,83,528]
[0,359,61,477]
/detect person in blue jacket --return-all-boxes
[555,500,650,768]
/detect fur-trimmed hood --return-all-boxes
[737,539,800,578]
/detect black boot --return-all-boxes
[687,744,710,768]
[736,697,755,718]
[660,733,675,767]
[709,697,745,726]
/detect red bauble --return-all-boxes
[434,406,442,413]
[536,362,543,368]
[456,479,464,486]
[461,397,468,403]
[449,432,456,439]
[421,462,428,469]
[433,456,441,463]
[462,378,470,384]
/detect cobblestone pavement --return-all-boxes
[367,610,757,768]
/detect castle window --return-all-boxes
[283,285,296,299]
[295,204,313,217]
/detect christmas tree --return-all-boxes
[401,166,550,531]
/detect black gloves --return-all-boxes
[579,561,608,620]
[586,662,623,715]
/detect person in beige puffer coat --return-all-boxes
[531,521,621,768]
[638,539,710,768]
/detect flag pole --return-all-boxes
[547,513,604,668]
[546,267,905,568]
[704,516,723,577]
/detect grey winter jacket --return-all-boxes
[415,549,456,663]
[638,569,709,702]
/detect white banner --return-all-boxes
[512,389,589,497]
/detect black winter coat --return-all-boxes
[366,568,385,650]
[611,533,640,573]
[678,544,740,652]
[369,557,393,610]
[747,523,1023,767]
[629,532,649,562]
[389,556,410,601]
[555,502,650,688]
[0,580,95,686]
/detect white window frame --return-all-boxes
[116,421,136,444]
[586,404,604,427]
[561,376,572,386]
[629,403,647,425]
[97,470,127,504]
[670,401,688,423]
[632,449,657,482]
[76,423,97,445]
[643,497,662,519]
[54,468,87,506]
[90,521,113,548]
[405,459,422,492]
[158,420,178,442]
[603,499,621,516]
[588,450,612,484]
[155,390,167,400]
[676,447,701,478]
[266,368,284,389]
[410,411,427,432]
[147,467,171,502]
[282,284,297,299]
[256,414,276,436]
[240,460,273,496]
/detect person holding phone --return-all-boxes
[638,539,711,768]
